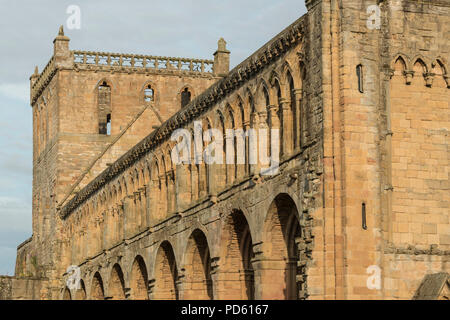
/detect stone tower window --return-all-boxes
[356,64,364,93]
[98,81,112,135]
[144,85,154,102]
[106,113,111,135]
[181,87,191,108]
[362,202,367,230]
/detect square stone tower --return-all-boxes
[18,27,226,297]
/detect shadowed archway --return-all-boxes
[130,255,149,300]
[153,241,178,300]
[109,264,126,300]
[182,229,213,299]
[90,272,105,300]
[261,193,301,299]
[217,210,254,300]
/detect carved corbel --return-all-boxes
[424,72,435,87]
[403,70,414,85]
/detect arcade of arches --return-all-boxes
[62,193,312,300]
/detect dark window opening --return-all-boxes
[362,202,367,230]
[106,113,111,135]
[98,81,111,135]
[356,64,364,93]
[144,85,154,102]
[181,87,191,108]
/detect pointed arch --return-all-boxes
[217,210,255,300]
[412,55,430,73]
[255,79,270,113]
[90,272,105,300]
[153,241,179,300]
[109,264,126,300]
[130,255,149,300]
[182,229,213,300]
[261,193,301,299]
[391,54,409,72]
[432,58,449,88]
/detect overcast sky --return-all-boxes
[0,0,307,275]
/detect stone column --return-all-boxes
[175,164,190,213]
[159,174,168,220]
[224,129,235,185]
[144,184,150,229]
[293,88,303,150]
[102,209,110,250]
[133,191,141,235]
[122,195,134,239]
[175,271,185,300]
[118,201,125,241]
[166,169,175,215]
[209,257,220,300]
[268,103,281,164]
[138,188,146,231]
[148,279,156,300]
[243,121,251,177]
[149,178,160,225]
[279,99,292,157]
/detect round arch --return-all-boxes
[153,240,179,300]
[217,209,255,300]
[130,255,149,300]
[261,193,301,300]
[109,263,126,300]
[90,272,105,300]
[182,229,213,300]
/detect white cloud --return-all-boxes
[0,82,29,103]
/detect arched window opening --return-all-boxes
[181,87,191,108]
[144,85,154,102]
[287,72,297,150]
[98,81,112,135]
[263,86,270,107]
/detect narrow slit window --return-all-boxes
[362,202,367,230]
[356,64,364,93]
[181,87,191,108]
